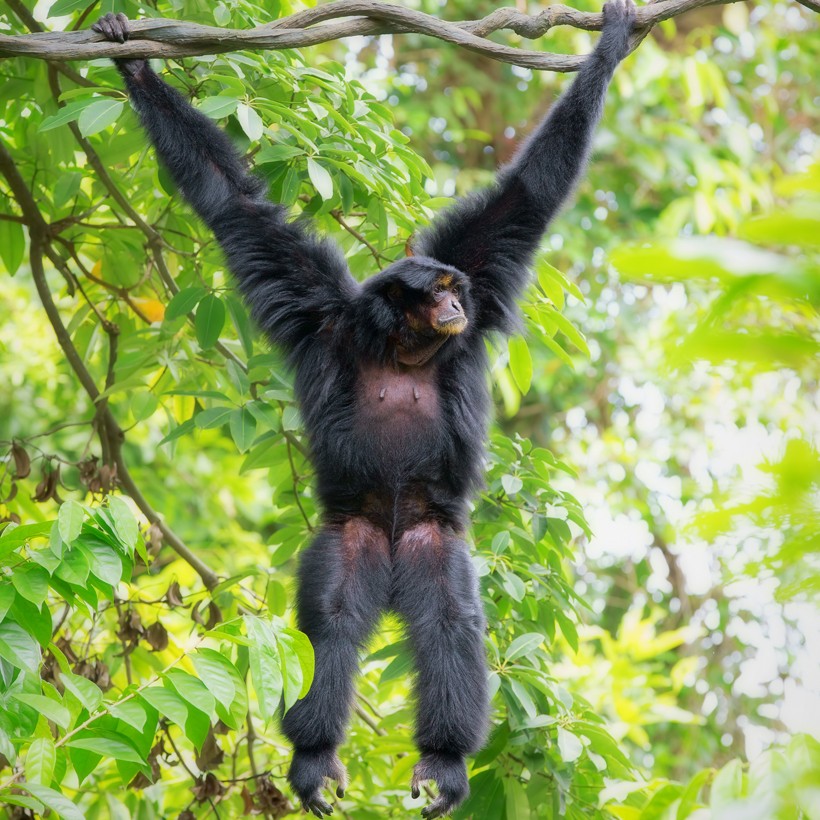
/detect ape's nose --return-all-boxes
[451,298,462,313]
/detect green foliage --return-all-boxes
[0,502,311,816]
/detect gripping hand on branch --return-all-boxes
[596,0,638,67]
[91,12,145,76]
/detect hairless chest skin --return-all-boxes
[91,4,637,814]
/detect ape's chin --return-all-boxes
[436,315,468,336]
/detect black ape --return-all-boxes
[93,5,635,816]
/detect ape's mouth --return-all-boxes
[436,314,468,335]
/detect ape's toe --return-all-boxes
[411,752,469,818]
[304,792,334,817]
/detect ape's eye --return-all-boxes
[434,283,445,295]
[453,285,461,298]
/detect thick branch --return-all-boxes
[0,0,769,72]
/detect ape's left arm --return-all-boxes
[414,0,636,334]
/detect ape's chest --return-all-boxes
[356,364,441,427]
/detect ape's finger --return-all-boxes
[115,13,130,41]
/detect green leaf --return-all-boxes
[501,570,525,602]
[501,474,523,496]
[282,405,301,431]
[165,286,207,320]
[78,99,124,137]
[0,220,25,276]
[53,172,82,209]
[236,102,263,141]
[11,563,50,606]
[55,545,89,586]
[0,522,53,556]
[107,497,138,550]
[266,579,287,617]
[281,628,314,698]
[61,671,103,712]
[68,745,102,787]
[77,539,123,586]
[198,95,239,119]
[196,406,234,429]
[537,259,584,302]
[677,768,711,818]
[58,500,84,544]
[140,686,209,750]
[557,727,583,763]
[0,585,14,621]
[307,158,334,200]
[505,633,543,662]
[245,615,283,721]
[277,638,304,712]
[549,310,590,356]
[0,621,41,674]
[195,294,226,349]
[165,669,216,718]
[129,390,158,422]
[66,735,143,764]
[509,679,536,719]
[110,699,150,732]
[21,784,84,820]
[39,98,96,132]
[192,649,237,711]
[226,294,255,357]
[10,597,51,648]
[505,777,530,819]
[230,407,257,452]
[25,737,56,786]
[508,336,533,395]
[257,144,304,164]
[711,759,743,807]
[12,694,71,729]
[48,0,91,14]
[139,686,189,729]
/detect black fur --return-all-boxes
[93,3,635,814]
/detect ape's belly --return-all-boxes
[356,363,440,430]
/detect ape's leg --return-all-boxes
[282,518,390,817]
[392,523,490,819]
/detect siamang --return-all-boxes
[93,4,636,816]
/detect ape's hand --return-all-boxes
[92,12,145,76]
[597,0,637,65]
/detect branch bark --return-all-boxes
[0,0,791,72]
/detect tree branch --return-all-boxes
[0,138,221,592]
[0,0,797,72]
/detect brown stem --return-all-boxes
[0,0,792,72]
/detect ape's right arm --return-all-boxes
[93,14,356,358]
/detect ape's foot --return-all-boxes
[288,748,347,818]
[411,752,469,818]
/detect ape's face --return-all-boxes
[405,272,468,338]
[364,257,470,366]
